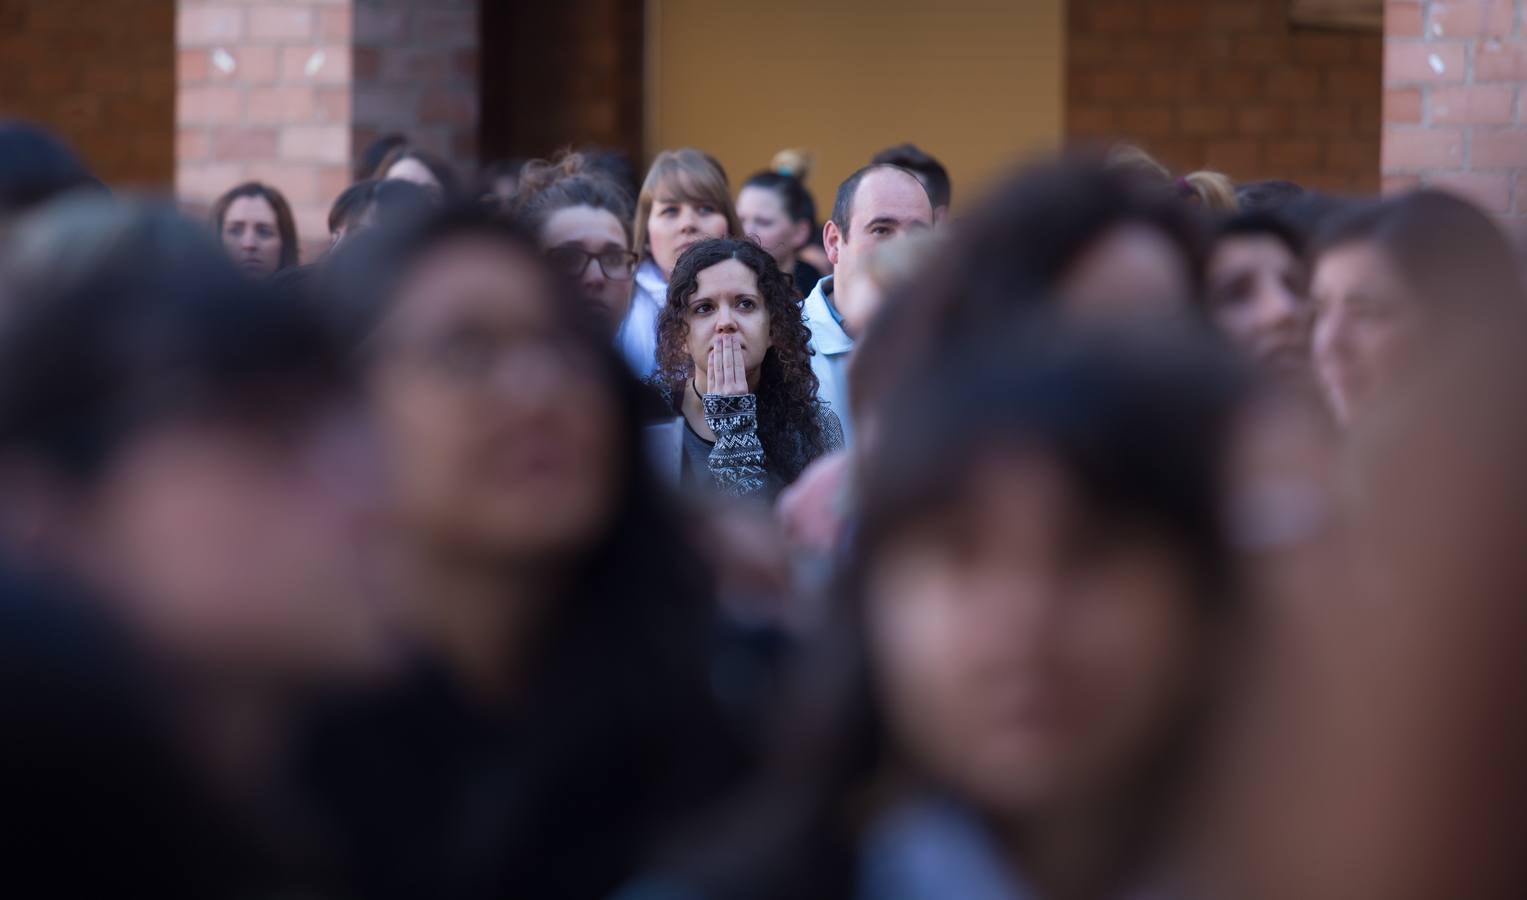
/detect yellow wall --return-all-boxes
[646,0,1064,216]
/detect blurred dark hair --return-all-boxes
[741,171,817,227]
[858,321,1245,601]
[1214,209,1305,259]
[373,146,460,198]
[512,150,635,244]
[870,143,951,209]
[657,238,828,483]
[1276,191,1351,242]
[1235,179,1304,214]
[850,158,1206,423]
[1311,190,1526,321]
[210,181,300,271]
[354,132,407,183]
[0,199,353,484]
[830,163,929,237]
[645,321,1248,900]
[328,179,376,235]
[326,178,435,239]
[0,122,103,220]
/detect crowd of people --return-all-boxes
[4,116,1527,900]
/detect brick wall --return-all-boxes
[1383,0,1527,218]
[352,0,478,174]
[1068,0,1383,192]
[0,0,174,187]
[176,0,479,262]
[177,0,355,257]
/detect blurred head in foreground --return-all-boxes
[650,321,1248,899]
[1309,190,1525,427]
[0,196,391,686]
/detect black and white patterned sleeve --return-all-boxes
[702,392,772,496]
[818,406,846,454]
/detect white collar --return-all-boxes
[635,258,667,297]
[803,276,854,355]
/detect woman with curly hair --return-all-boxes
[650,238,843,498]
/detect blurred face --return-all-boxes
[372,237,619,562]
[646,186,730,279]
[86,410,394,683]
[386,157,442,193]
[868,451,1204,818]
[1207,234,1312,375]
[1060,224,1192,318]
[824,168,933,332]
[683,258,771,385]
[738,186,809,270]
[1311,242,1426,427]
[222,195,283,277]
[541,205,635,337]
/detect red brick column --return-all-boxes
[1067,0,1382,192]
[1383,0,1527,217]
[176,0,479,261]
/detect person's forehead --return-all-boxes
[853,169,932,223]
[696,258,755,291]
[544,205,625,244]
[228,195,276,219]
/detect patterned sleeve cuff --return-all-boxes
[703,392,758,435]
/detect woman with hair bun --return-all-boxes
[513,150,638,341]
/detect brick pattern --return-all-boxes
[352,0,478,173]
[177,0,355,258]
[0,0,175,187]
[1384,1,1527,217]
[1068,0,1382,193]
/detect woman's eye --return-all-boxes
[698,206,715,215]
[737,298,756,311]
[256,225,275,239]
[660,206,679,216]
[692,303,714,315]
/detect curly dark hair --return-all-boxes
[657,238,826,482]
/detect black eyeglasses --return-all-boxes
[546,246,638,280]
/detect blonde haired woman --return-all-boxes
[624,149,740,376]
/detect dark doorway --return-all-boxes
[479,0,645,172]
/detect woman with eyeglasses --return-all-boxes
[306,206,747,900]
[511,151,639,344]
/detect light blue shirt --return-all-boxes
[803,275,855,446]
[619,258,666,377]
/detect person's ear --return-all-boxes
[824,220,843,268]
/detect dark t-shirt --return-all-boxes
[793,259,823,299]
[680,419,715,490]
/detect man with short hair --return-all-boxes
[871,143,951,222]
[804,163,933,445]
